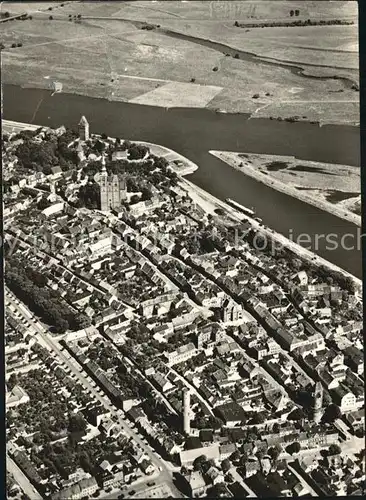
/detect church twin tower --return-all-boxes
[79,115,127,212]
[99,154,127,212]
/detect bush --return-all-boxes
[295,10,300,16]
[212,66,219,72]
[234,53,239,59]
[17,42,22,47]
[11,43,16,48]
[252,94,260,99]
[190,78,196,83]
[286,442,301,455]
[328,444,341,456]
[49,15,53,20]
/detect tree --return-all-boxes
[212,66,219,72]
[141,186,152,201]
[290,10,294,17]
[234,53,240,59]
[234,21,239,27]
[268,444,282,462]
[286,442,301,455]
[68,413,88,433]
[272,422,281,433]
[328,444,341,456]
[193,455,207,472]
[230,450,240,462]
[322,404,341,424]
[190,78,196,83]
[251,413,265,424]
[295,9,300,16]
[11,43,16,48]
[17,42,22,47]
[221,458,231,473]
[130,194,140,205]
[93,140,105,153]
[49,15,53,20]
[288,407,305,421]
[4,11,10,18]
[128,144,149,160]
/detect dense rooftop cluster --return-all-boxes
[4,123,364,498]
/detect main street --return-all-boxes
[5,288,183,498]
[6,455,43,500]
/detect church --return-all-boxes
[95,154,127,211]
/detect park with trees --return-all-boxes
[5,254,91,333]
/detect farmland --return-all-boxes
[0,1,359,124]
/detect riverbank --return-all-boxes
[3,84,361,277]
[133,140,198,176]
[210,150,361,227]
[3,118,361,288]
[0,1,359,126]
[180,177,362,293]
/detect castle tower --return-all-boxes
[78,115,89,141]
[183,389,191,436]
[313,381,323,424]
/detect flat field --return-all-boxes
[0,1,359,124]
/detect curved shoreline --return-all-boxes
[180,178,361,292]
[3,118,361,289]
[209,150,361,227]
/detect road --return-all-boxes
[334,419,364,461]
[287,463,317,496]
[167,365,214,416]
[229,467,257,498]
[6,227,134,314]
[5,288,183,498]
[7,455,43,500]
[101,472,176,500]
[2,119,41,134]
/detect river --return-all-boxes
[2,84,361,277]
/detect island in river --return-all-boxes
[210,151,361,226]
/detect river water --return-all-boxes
[2,84,361,277]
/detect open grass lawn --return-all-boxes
[108,1,357,22]
[0,1,359,124]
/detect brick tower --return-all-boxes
[78,115,89,141]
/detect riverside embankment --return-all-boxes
[3,118,361,290]
[3,84,361,277]
[210,150,361,227]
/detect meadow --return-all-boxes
[0,1,359,124]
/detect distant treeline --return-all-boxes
[234,19,355,29]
